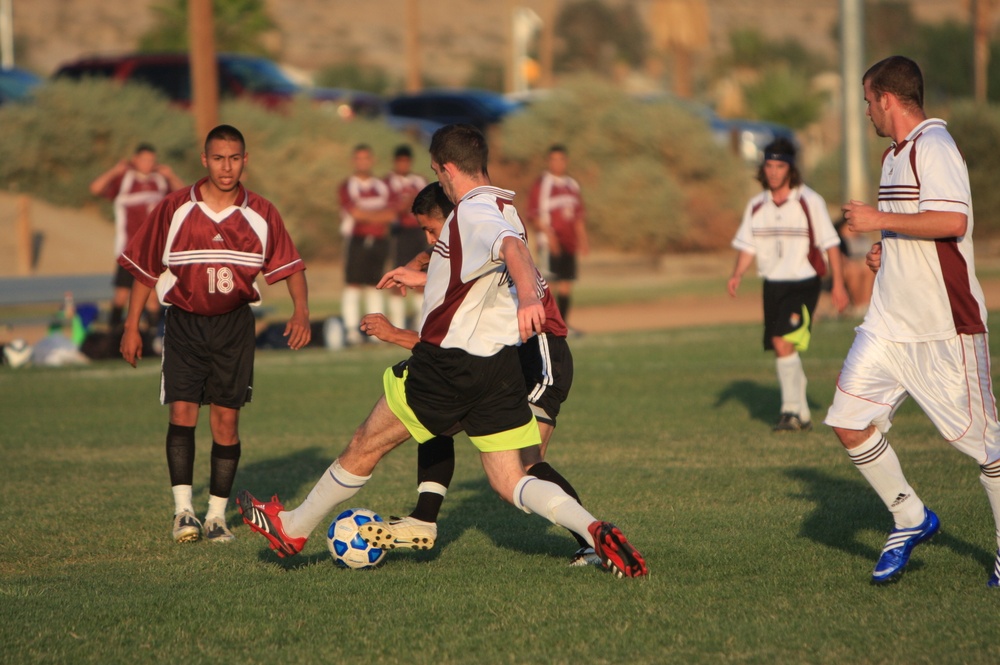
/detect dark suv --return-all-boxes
[385,89,523,140]
[53,52,381,117]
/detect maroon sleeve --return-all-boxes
[117,194,175,287]
[527,178,542,219]
[259,197,305,285]
[99,173,125,201]
[339,180,353,211]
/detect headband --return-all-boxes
[764,151,795,164]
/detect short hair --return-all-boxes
[393,144,413,159]
[756,137,802,189]
[429,124,488,177]
[204,124,245,153]
[549,144,567,155]
[863,55,924,111]
[353,143,372,155]
[134,143,157,155]
[412,182,454,219]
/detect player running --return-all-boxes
[238,124,647,578]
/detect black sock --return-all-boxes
[209,441,242,499]
[529,461,589,549]
[409,436,455,523]
[166,423,196,487]
[556,294,571,321]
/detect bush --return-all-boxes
[947,102,1000,237]
[500,76,750,257]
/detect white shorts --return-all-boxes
[824,329,1000,464]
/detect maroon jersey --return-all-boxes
[528,172,586,254]
[99,170,172,256]
[385,171,427,230]
[538,272,569,338]
[339,175,391,239]
[119,178,305,316]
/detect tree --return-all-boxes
[554,0,647,76]
[139,0,276,56]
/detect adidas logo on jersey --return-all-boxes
[212,233,224,242]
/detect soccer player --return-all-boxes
[339,144,395,345]
[830,56,1000,586]
[238,124,647,578]
[728,138,849,432]
[118,124,311,544]
[527,144,589,324]
[90,143,185,332]
[357,182,600,566]
[385,145,428,331]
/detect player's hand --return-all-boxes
[865,242,883,274]
[360,313,395,342]
[727,275,741,298]
[843,200,882,234]
[516,298,546,343]
[284,310,311,350]
[156,164,176,178]
[830,282,850,313]
[120,327,143,367]
[377,266,427,294]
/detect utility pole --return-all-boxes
[505,0,516,94]
[841,0,868,204]
[405,0,421,93]
[189,0,219,143]
[539,0,556,88]
[974,0,993,104]
[0,0,13,69]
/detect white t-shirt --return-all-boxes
[860,118,986,342]
[419,186,527,357]
[732,185,840,281]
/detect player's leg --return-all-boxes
[825,331,936,583]
[342,237,365,345]
[109,266,133,328]
[203,405,241,542]
[767,279,818,432]
[167,400,202,543]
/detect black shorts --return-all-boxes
[402,342,533,438]
[548,252,578,281]
[762,277,821,351]
[393,226,429,267]
[113,264,135,289]
[345,236,389,286]
[518,333,572,426]
[161,305,256,408]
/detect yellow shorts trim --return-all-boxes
[782,304,812,352]
[468,418,540,453]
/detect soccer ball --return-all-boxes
[327,508,386,569]
[3,339,32,368]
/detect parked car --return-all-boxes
[385,89,524,141]
[0,67,43,106]
[52,52,381,118]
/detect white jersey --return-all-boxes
[419,186,526,357]
[860,118,986,342]
[732,185,839,281]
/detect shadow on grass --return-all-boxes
[786,467,994,573]
[715,379,822,427]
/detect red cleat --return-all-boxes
[588,521,649,578]
[236,490,307,558]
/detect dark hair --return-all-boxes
[864,55,924,111]
[353,143,373,154]
[134,143,157,155]
[756,137,802,189]
[549,144,567,155]
[393,144,413,159]
[204,124,245,153]
[412,182,454,219]
[429,124,488,177]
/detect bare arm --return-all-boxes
[282,271,311,349]
[89,159,129,196]
[351,207,398,225]
[825,246,849,313]
[842,201,967,239]
[498,236,545,342]
[727,251,756,298]
[156,164,186,192]
[360,313,419,349]
[120,280,154,367]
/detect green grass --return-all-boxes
[2,320,999,664]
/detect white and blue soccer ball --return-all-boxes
[327,508,386,569]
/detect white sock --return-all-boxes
[388,295,407,330]
[205,495,228,522]
[364,287,384,316]
[342,286,361,338]
[513,476,597,548]
[281,459,371,539]
[980,461,1000,550]
[172,485,194,515]
[776,353,805,417]
[847,431,925,528]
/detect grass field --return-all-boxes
[2,319,999,664]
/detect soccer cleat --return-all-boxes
[871,507,940,584]
[568,546,602,567]
[773,413,812,432]
[172,510,202,543]
[988,551,1000,588]
[204,516,235,543]
[236,490,307,558]
[358,515,436,550]
[587,521,649,578]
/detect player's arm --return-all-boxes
[360,313,419,349]
[825,245,850,313]
[89,159,129,196]
[498,236,545,342]
[575,214,590,256]
[727,251,756,297]
[842,201,967,239]
[156,164,186,192]
[282,270,311,350]
[351,206,398,225]
[405,249,432,272]
[866,241,883,273]
[120,280,154,367]
[378,266,427,292]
